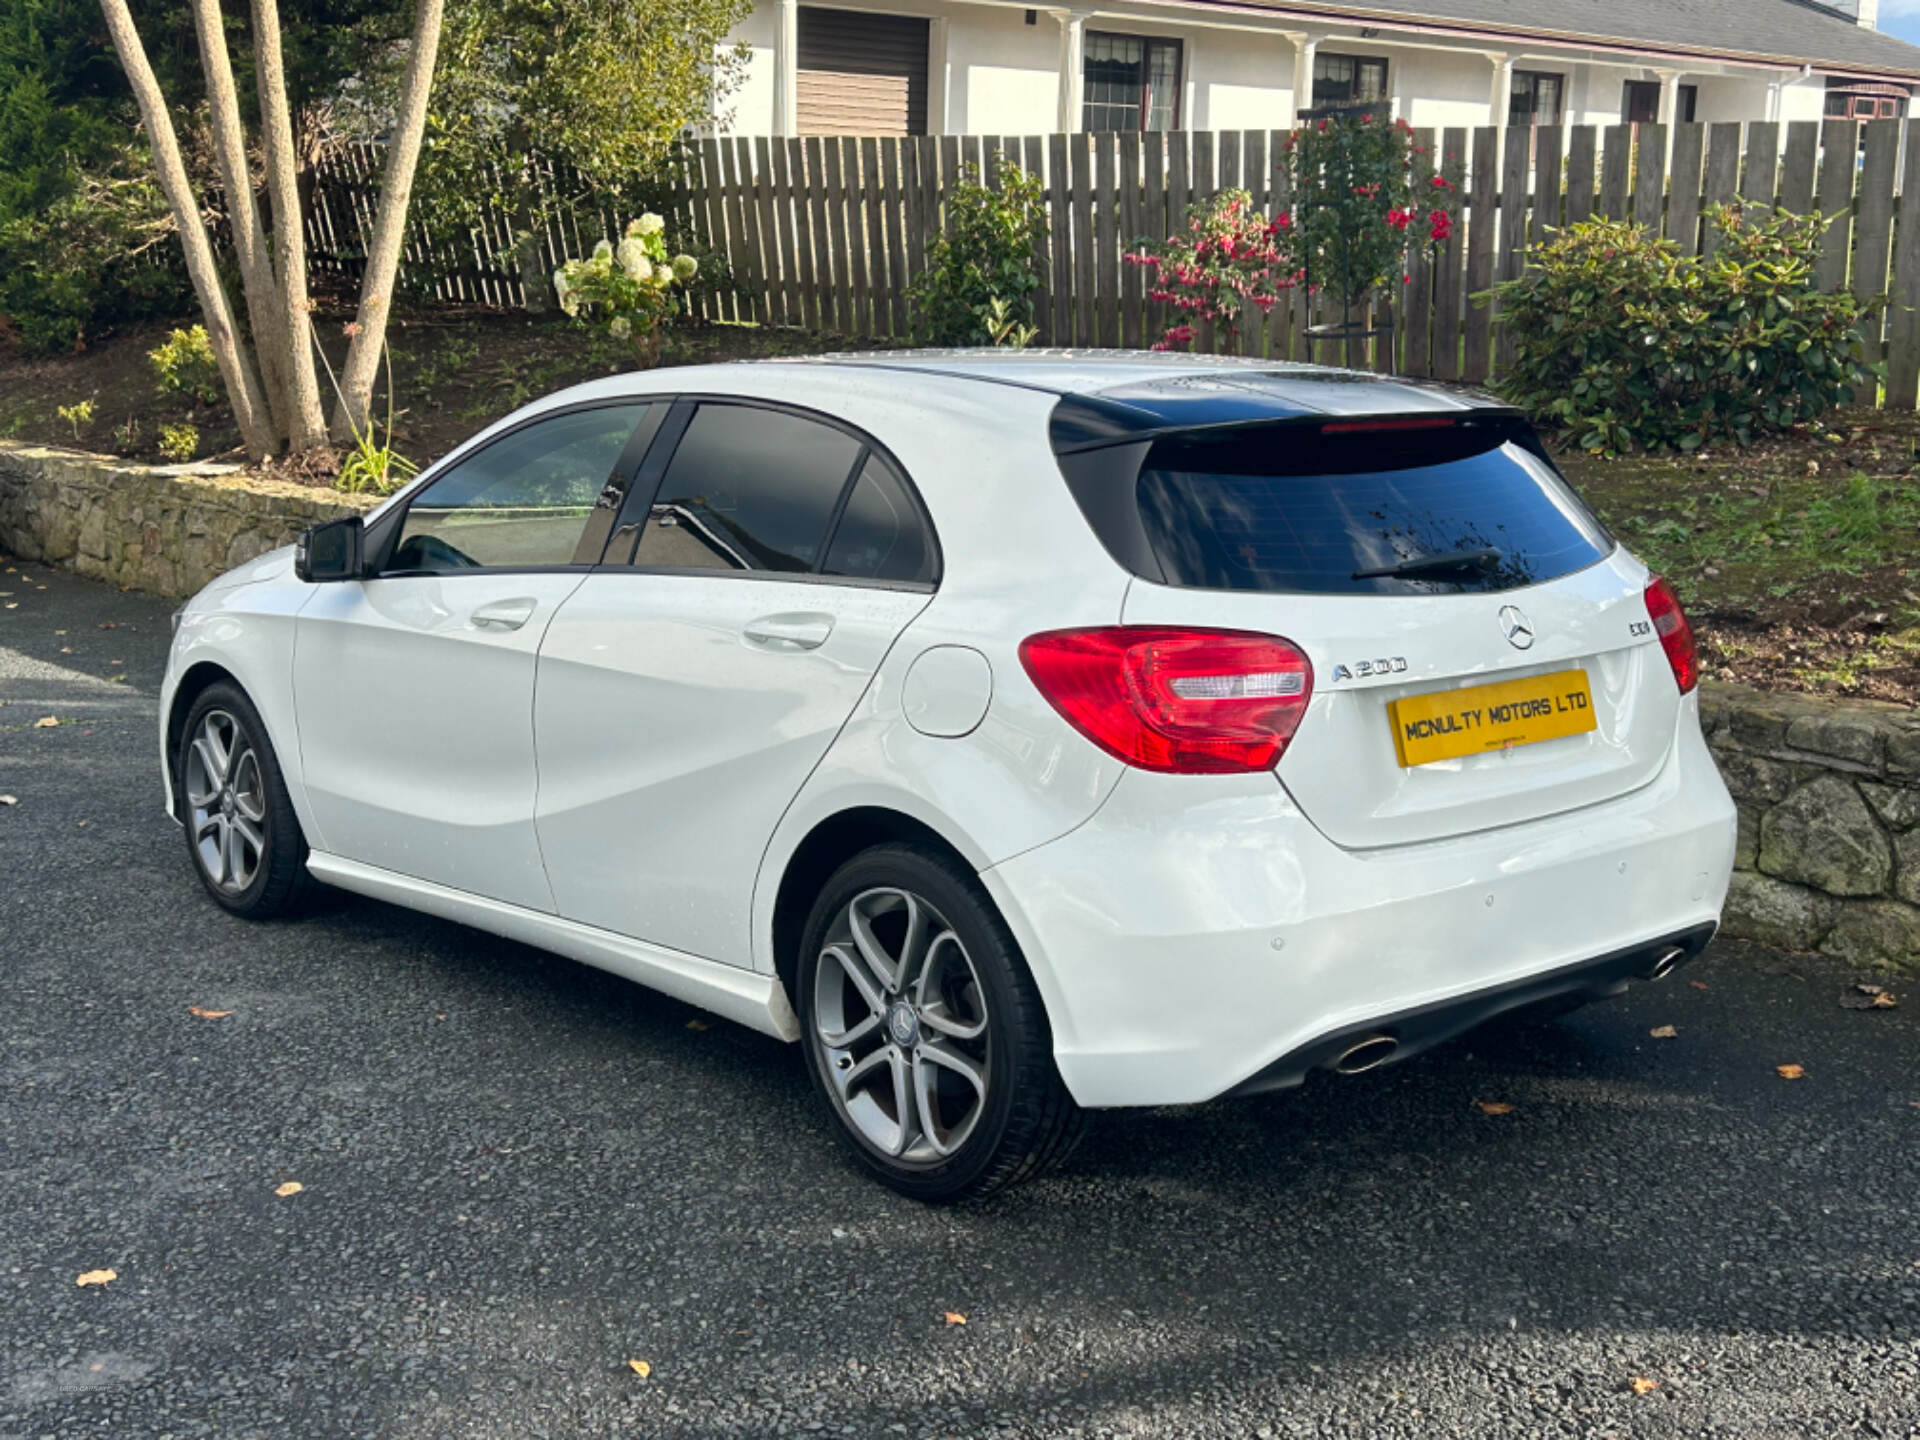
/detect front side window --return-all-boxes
[633,404,864,573]
[389,404,654,572]
[1082,32,1181,132]
[1509,71,1563,127]
[1312,53,1388,109]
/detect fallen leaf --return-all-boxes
[1841,983,1898,1011]
[75,1269,116,1287]
[685,1019,708,1031]
[32,716,58,728]
[627,1359,651,1378]
[1476,1101,1516,1115]
[188,1006,232,1019]
[1688,980,1709,990]
[1649,1025,1678,1039]
[1776,1064,1806,1080]
[1629,1376,1660,1395]
[274,1181,304,1198]
[943,1311,968,1325]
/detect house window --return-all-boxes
[1826,78,1909,121]
[1508,71,1563,126]
[1312,53,1388,109]
[1082,32,1181,132]
[1622,79,1661,124]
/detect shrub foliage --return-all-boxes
[908,159,1046,347]
[1491,205,1879,453]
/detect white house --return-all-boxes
[716,0,1920,138]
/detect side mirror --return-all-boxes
[296,517,364,583]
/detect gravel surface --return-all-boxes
[3,558,1918,1440]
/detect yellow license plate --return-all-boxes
[1389,669,1597,767]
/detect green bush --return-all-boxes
[908,158,1046,347]
[1490,205,1878,454]
[149,324,222,403]
[157,421,198,462]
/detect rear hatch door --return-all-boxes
[1104,413,1680,849]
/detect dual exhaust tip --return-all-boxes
[1328,944,1691,1078]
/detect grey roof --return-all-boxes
[1232,0,1920,78]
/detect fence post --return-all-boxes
[1462,126,1498,382]
[1887,120,1920,409]
[1667,123,1706,255]
[1853,119,1901,404]
[1494,126,1530,376]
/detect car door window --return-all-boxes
[820,453,936,584]
[390,404,654,572]
[632,404,862,573]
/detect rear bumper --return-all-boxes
[980,696,1737,1109]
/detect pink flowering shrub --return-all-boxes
[1126,189,1296,353]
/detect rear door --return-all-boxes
[1108,415,1680,848]
[534,400,937,968]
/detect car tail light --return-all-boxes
[1018,627,1313,774]
[1643,575,1699,694]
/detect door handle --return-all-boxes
[471,597,538,632]
[743,612,834,651]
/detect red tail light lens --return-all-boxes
[1019,627,1314,773]
[1643,575,1699,694]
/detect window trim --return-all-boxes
[1081,30,1184,133]
[371,397,668,578]
[602,394,943,591]
[1312,51,1390,110]
[1508,69,1565,127]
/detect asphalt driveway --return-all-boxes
[2,557,1917,1440]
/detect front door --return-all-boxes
[294,401,659,911]
[534,400,938,967]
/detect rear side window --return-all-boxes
[635,404,862,573]
[1132,421,1612,595]
[821,455,936,585]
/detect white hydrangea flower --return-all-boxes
[609,315,632,340]
[616,237,649,279]
[552,267,571,299]
[634,213,665,237]
[559,291,581,317]
[592,238,613,263]
[671,254,698,282]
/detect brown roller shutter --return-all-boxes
[797,7,930,136]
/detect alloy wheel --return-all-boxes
[183,709,268,894]
[811,886,991,1166]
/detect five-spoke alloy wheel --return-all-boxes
[798,844,1082,1201]
[174,681,313,918]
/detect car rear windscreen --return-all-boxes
[1132,421,1613,595]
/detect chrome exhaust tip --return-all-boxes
[1331,1034,1400,1076]
[1645,945,1687,981]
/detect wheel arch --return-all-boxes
[766,806,981,1010]
[164,660,245,798]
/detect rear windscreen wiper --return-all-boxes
[1352,546,1503,581]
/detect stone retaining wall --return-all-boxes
[0,440,376,598]
[2,443,1913,967]
[1703,682,1920,971]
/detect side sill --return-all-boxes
[305,852,802,1042]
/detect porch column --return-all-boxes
[1655,67,1682,127]
[1057,10,1088,133]
[1286,30,1320,118]
[1486,51,1513,127]
[771,0,799,136]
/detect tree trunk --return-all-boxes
[248,0,329,451]
[98,0,276,461]
[331,0,444,441]
[188,0,291,443]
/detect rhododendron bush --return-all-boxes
[1129,110,1455,354]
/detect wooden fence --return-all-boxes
[666,119,1920,409]
[302,119,1920,409]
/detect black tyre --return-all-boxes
[174,681,315,919]
[796,842,1083,1202]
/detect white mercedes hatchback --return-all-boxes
[160,351,1736,1200]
